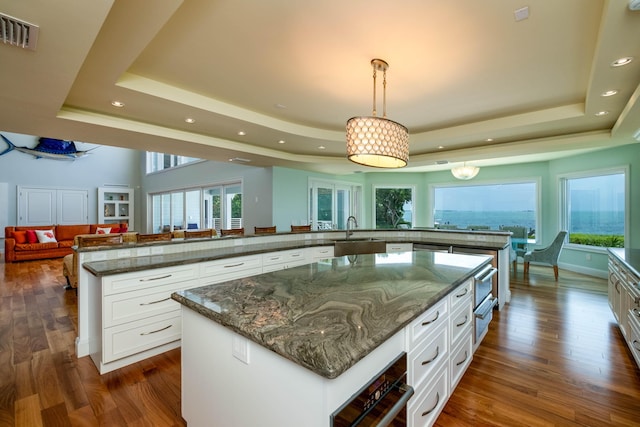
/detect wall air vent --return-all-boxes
[1,12,39,51]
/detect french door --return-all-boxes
[309,180,361,230]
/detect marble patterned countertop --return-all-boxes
[172,251,492,379]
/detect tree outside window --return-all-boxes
[375,187,413,229]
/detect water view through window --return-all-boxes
[433,182,537,237]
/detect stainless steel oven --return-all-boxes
[473,264,498,349]
[331,352,414,427]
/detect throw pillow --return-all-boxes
[111,227,121,233]
[35,229,57,243]
[26,229,38,243]
[13,230,27,244]
[96,227,111,234]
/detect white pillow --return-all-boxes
[96,227,111,234]
[35,229,57,243]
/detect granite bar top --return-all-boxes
[83,234,506,277]
[172,251,491,379]
[609,248,640,280]
[83,239,335,276]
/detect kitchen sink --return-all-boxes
[333,238,386,257]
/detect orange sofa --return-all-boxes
[4,223,128,263]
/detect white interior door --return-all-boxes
[18,186,88,226]
[18,186,55,225]
[57,189,88,224]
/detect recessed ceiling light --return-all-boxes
[485,138,494,142]
[318,145,326,150]
[611,57,633,67]
[111,101,124,107]
[228,157,251,163]
[185,118,195,124]
[237,131,246,136]
[601,89,618,97]
[595,110,609,116]
[275,104,287,109]
[438,145,444,149]
[278,140,285,144]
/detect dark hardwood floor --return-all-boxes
[0,258,639,426]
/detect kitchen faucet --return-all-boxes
[346,216,358,239]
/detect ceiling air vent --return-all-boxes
[1,12,39,51]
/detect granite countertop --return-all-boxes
[172,251,492,379]
[608,248,640,280]
[83,235,506,277]
[83,239,336,276]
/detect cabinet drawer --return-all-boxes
[386,243,413,252]
[450,334,473,390]
[450,301,473,347]
[449,279,472,311]
[408,327,448,391]
[407,299,448,348]
[311,246,334,259]
[200,255,262,284]
[103,311,181,363]
[262,249,309,272]
[104,282,187,327]
[408,368,449,427]
[103,265,199,296]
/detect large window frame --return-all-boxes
[149,180,242,233]
[146,152,203,174]
[373,185,415,229]
[429,178,540,243]
[558,166,628,250]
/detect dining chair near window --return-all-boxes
[501,225,528,271]
[137,232,172,243]
[523,231,568,281]
[254,226,276,235]
[185,229,216,239]
[220,228,244,237]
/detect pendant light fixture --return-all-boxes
[346,59,409,168]
[451,163,480,180]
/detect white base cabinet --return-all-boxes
[179,276,476,427]
[608,253,640,369]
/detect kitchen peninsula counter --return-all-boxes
[172,251,491,379]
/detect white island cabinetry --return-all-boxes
[180,277,477,427]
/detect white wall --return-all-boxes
[0,131,142,229]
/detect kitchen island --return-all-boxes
[172,250,492,426]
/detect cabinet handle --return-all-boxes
[140,324,172,336]
[139,274,172,282]
[421,346,439,365]
[291,253,301,257]
[633,340,640,351]
[456,288,469,298]
[140,297,171,306]
[422,311,440,326]
[421,392,440,417]
[456,315,469,328]
[224,262,245,268]
[456,350,469,366]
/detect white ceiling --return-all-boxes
[1,0,640,174]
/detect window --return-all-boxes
[374,186,414,229]
[309,179,362,230]
[146,152,202,174]
[150,181,242,232]
[560,169,626,248]
[431,180,539,240]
